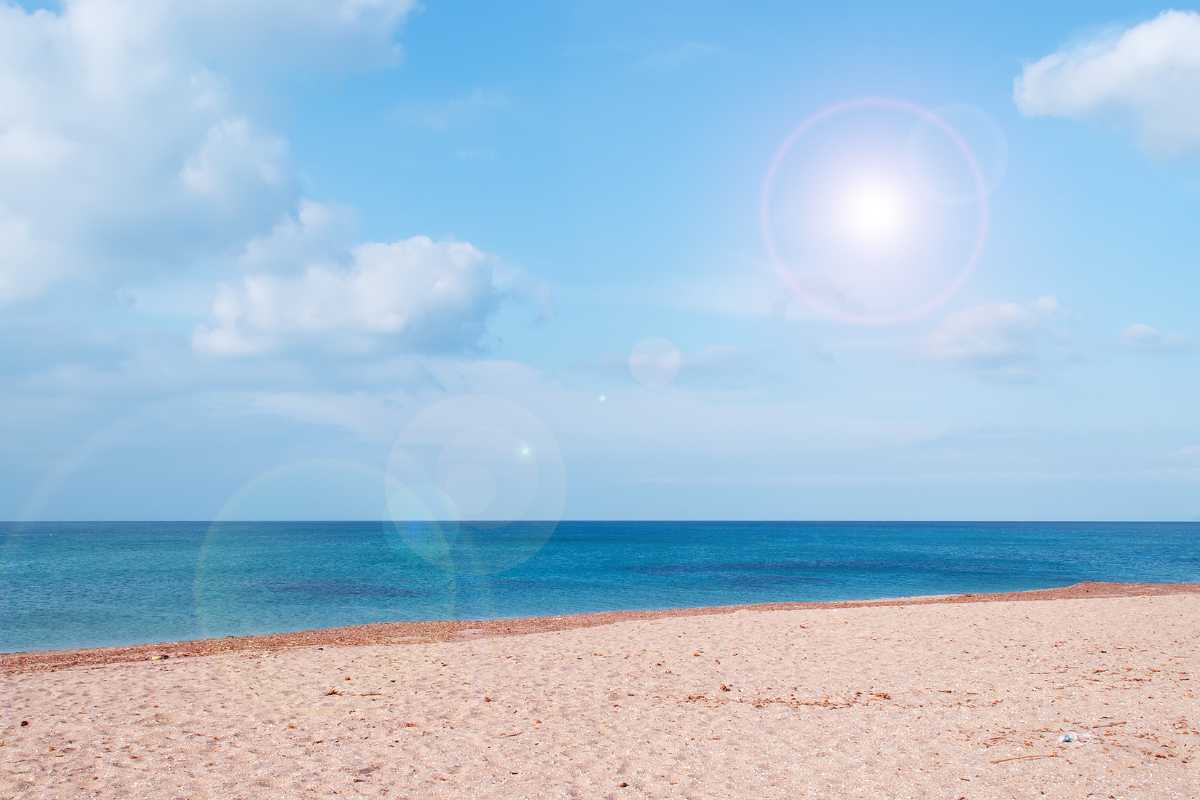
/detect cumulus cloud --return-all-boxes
[1014,11,1200,153]
[1121,323,1190,354]
[193,237,507,357]
[0,0,416,303]
[0,208,68,303]
[924,296,1064,377]
[237,200,357,273]
[179,118,289,202]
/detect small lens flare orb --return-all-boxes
[384,395,566,575]
[837,176,908,246]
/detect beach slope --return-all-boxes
[3,584,1198,798]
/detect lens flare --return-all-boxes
[837,175,909,247]
[761,97,989,325]
[383,395,565,576]
[904,103,1008,205]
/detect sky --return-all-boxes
[2,1,1199,521]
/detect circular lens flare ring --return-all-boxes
[761,96,989,326]
[383,394,566,576]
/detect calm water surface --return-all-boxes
[2,521,1198,652]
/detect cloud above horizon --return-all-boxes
[1014,10,1200,154]
[194,237,510,357]
[2,1,534,368]
[1121,323,1191,354]
[924,296,1065,378]
[0,0,417,303]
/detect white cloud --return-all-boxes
[924,296,1064,376]
[0,0,416,303]
[0,208,68,304]
[0,125,75,170]
[237,200,357,273]
[1014,11,1200,153]
[180,118,289,201]
[0,1,545,371]
[80,1,417,74]
[193,237,506,357]
[1121,322,1190,354]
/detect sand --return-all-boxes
[2,583,1198,799]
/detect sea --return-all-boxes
[2,520,1198,653]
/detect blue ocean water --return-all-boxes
[2,521,1198,653]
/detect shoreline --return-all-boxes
[6,583,1199,797]
[5,580,1199,674]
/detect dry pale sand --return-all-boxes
[2,585,1198,799]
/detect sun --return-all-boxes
[837,175,909,247]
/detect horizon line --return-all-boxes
[4,519,1200,525]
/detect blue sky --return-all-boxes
[2,1,1199,521]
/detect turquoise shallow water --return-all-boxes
[2,521,1198,652]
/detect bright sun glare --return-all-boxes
[837,176,908,247]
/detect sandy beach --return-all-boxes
[3,583,1198,799]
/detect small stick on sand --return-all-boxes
[990,753,1058,765]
